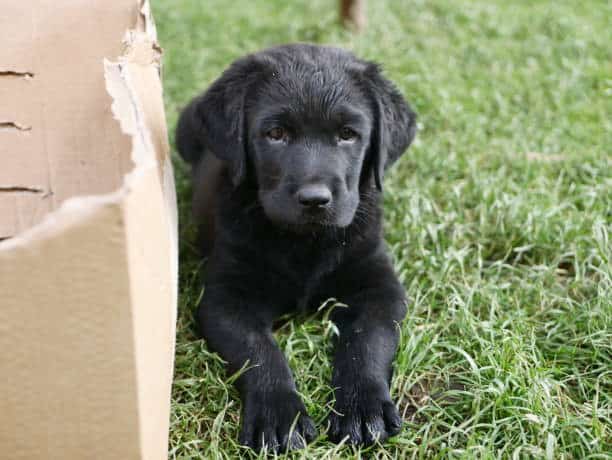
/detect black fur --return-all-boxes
[176,44,416,452]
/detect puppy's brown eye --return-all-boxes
[266,127,286,142]
[339,127,358,142]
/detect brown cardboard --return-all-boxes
[0,1,177,459]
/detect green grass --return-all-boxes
[154,0,612,458]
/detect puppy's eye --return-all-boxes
[338,127,358,142]
[266,127,286,142]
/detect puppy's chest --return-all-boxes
[265,241,343,312]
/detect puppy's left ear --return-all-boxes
[362,63,417,190]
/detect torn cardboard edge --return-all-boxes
[0,0,166,246]
[0,27,176,262]
[138,0,158,41]
[0,27,179,338]
[0,3,178,321]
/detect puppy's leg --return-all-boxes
[197,288,316,452]
[325,256,407,445]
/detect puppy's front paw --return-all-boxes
[239,388,317,452]
[327,378,402,445]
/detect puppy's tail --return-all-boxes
[175,96,205,165]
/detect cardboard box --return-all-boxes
[0,1,178,459]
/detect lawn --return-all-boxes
[153,0,611,458]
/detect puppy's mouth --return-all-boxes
[264,206,338,233]
[300,205,330,222]
[287,221,335,235]
[288,209,336,233]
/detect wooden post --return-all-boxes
[340,0,366,32]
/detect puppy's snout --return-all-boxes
[296,184,332,208]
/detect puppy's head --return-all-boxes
[187,44,416,231]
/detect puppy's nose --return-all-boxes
[296,185,332,207]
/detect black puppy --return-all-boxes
[176,44,416,452]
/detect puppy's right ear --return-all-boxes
[176,57,266,187]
